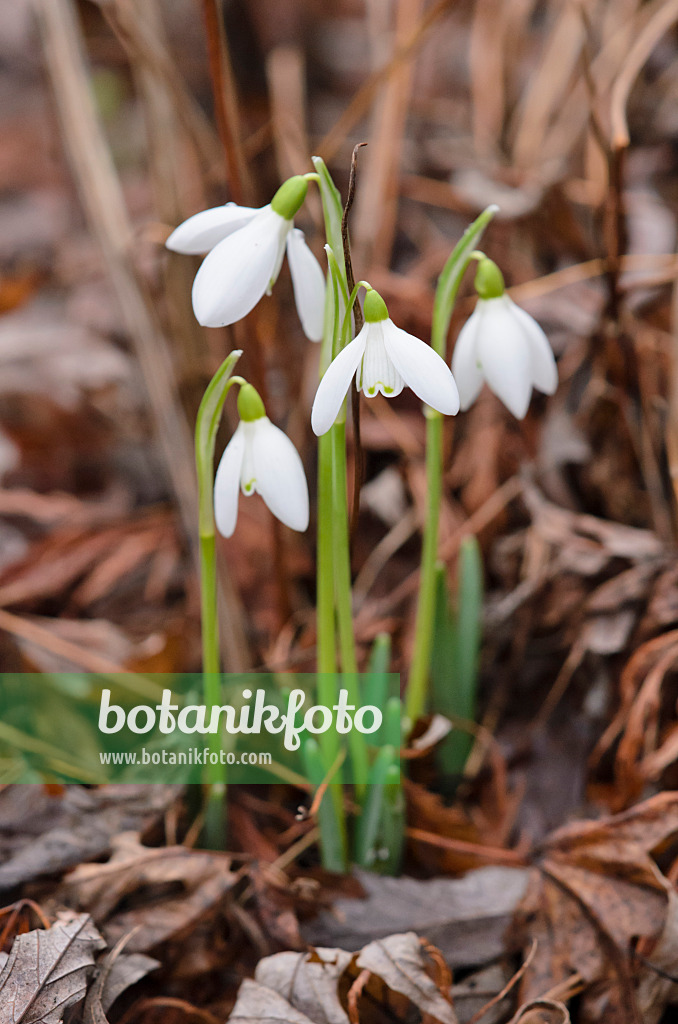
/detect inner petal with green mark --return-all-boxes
[358,323,404,399]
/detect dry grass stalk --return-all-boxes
[35,0,251,670]
[354,0,426,269]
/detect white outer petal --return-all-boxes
[214,423,246,538]
[451,306,484,411]
[166,204,259,254]
[286,228,326,341]
[507,299,558,396]
[267,219,291,294]
[311,330,368,435]
[382,320,460,415]
[475,298,532,419]
[192,206,287,327]
[250,418,309,532]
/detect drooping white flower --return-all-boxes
[311,289,460,436]
[214,384,309,537]
[452,258,557,419]
[166,176,325,340]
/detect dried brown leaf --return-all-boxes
[63,832,236,953]
[254,948,353,1024]
[301,867,529,969]
[229,978,318,1024]
[356,932,458,1024]
[0,911,105,1024]
[82,930,159,1024]
[0,785,181,896]
[515,792,678,1024]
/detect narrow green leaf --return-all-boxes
[311,156,345,264]
[325,245,350,359]
[302,738,346,873]
[431,537,483,777]
[362,633,391,714]
[194,349,242,534]
[368,632,392,676]
[378,760,405,875]
[380,696,403,750]
[353,744,394,867]
[454,535,483,712]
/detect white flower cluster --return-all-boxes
[168,179,558,536]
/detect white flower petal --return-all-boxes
[451,306,484,411]
[267,220,290,295]
[476,298,532,418]
[382,320,460,415]
[286,228,326,341]
[250,418,309,531]
[360,322,404,397]
[311,331,368,436]
[507,299,558,396]
[192,206,287,327]
[166,204,259,254]
[214,423,246,538]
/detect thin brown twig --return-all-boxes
[405,827,526,866]
[467,939,538,1024]
[309,748,347,818]
[0,901,51,950]
[347,969,371,1024]
[118,997,221,1024]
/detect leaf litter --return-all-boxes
[4,0,678,1022]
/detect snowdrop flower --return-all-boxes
[452,258,558,419]
[215,383,309,537]
[166,176,325,340]
[311,289,460,436]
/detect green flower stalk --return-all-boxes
[405,207,498,726]
[195,356,310,846]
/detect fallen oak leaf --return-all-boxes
[254,948,353,1024]
[356,932,458,1024]
[0,910,105,1024]
[229,978,318,1024]
[82,927,159,1023]
[229,933,460,1024]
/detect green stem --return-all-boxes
[199,517,227,846]
[194,352,243,847]
[405,408,443,724]
[199,532,222,771]
[331,420,368,798]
